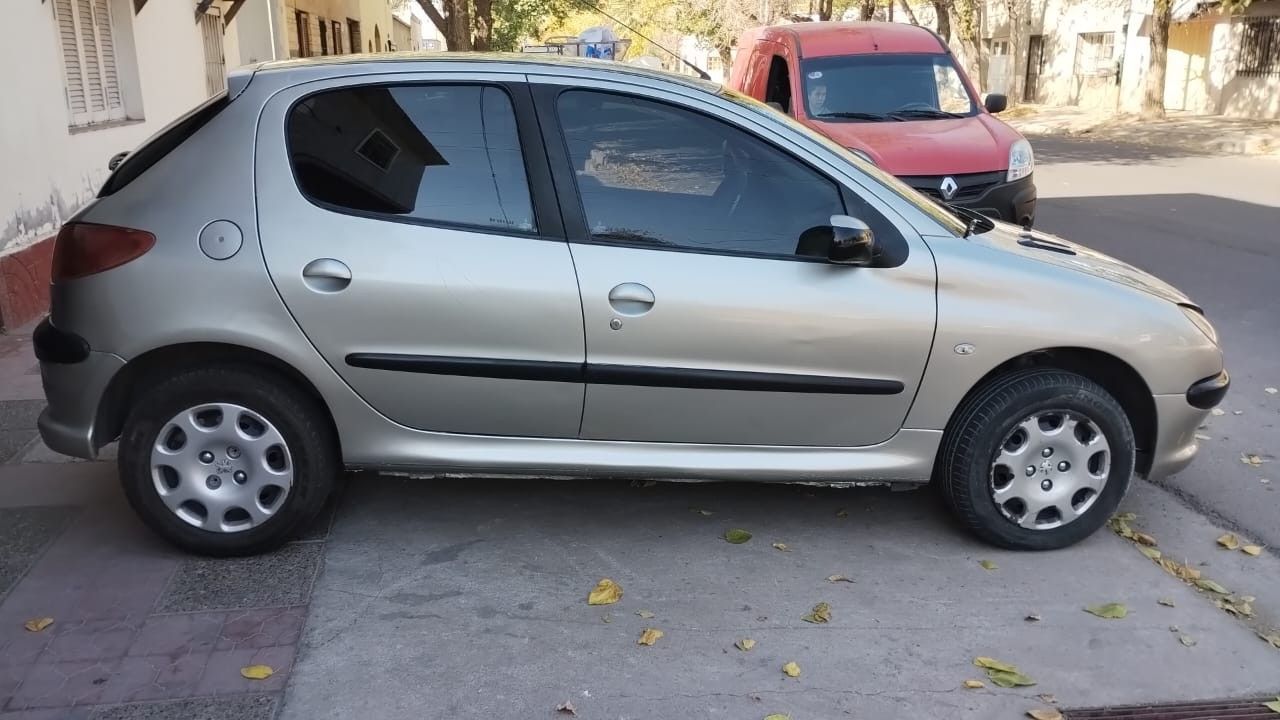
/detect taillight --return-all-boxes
[51,222,155,282]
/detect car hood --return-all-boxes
[971,222,1194,307]
[810,114,1016,175]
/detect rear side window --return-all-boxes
[98,92,230,197]
[287,84,536,233]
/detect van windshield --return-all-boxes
[801,54,977,121]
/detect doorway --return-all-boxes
[1024,34,1045,103]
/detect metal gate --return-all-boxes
[200,11,227,97]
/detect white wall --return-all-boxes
[0,0,225,255]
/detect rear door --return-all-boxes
[536,81,936,447]
[255,74,586,437]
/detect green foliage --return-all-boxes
[492,0,576,51]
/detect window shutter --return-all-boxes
[93,0,123,114]
[75,0,106,114]
[54,0,88,120]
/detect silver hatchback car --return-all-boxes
[37,54,1227,556]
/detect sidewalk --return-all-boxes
[1004,104,1280,156]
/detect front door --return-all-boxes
[1024,35,1045,103]
[256,77,586,437]
[541,86,936,446]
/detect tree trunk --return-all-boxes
[471,0,492,51]
[896,0,919,24]
[933,0,951,42]
[817,0,834,21]
[445,0,473,51]
[1143,0,1171,118]
[952,0,981,88]
[859,0,875,20]
[417,0,451,46]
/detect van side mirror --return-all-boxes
[984,93,1008,114]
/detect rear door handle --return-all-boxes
[302,258,351,293]
[608,282,655,316]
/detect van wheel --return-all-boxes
[118,365,339,556]
[938,369,1135,550]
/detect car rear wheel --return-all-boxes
[938,368,1135,550]
[118,365,339,556]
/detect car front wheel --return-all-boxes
[118,365,340,556]
[938,368,1136,550]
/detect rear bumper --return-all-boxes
[34,318,123,460]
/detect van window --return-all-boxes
[764,55,792,113]
[801,54,978,120]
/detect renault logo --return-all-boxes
[939,176,959,200]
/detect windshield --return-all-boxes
[801,54,977,121]
[718,87,968,236]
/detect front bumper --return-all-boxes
[34,318,123,460]
[1148,370,1230,480]
[902,172,1037,227]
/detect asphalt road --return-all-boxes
[1031,137,1280,551]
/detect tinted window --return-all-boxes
[801,54,977,120]
[557,90,844,257]
[289,84,535,233]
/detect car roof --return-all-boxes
[757,21,947,58]
[235,51,722,94]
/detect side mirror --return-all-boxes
[984,93,1008,114]
[107,151,129,172]
[827,215,876,265]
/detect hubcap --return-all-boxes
[150,403,293,533]
[989,410,1111,530]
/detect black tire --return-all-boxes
[118,365,340,556]
[937,368,1135,550]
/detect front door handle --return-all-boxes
[302,258,351,293]
[608,282,655,316]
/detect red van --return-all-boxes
[729,21,1036,227]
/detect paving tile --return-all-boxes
[0,400,43,433]
[41,617,140,663]
[1,707,94,720]
[156,543,322,613]
[193,646,294,697]
[0,618,53,668]
[127,614,223,657]
[95,654,208,704]
[0,506,75,599]
[88,694,278,720]
[5,659,117,710]
[215,607,303,651]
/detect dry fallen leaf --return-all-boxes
[1179,634,1197,647]
[1108,514,1136,540]
[1217,596,1255,618]
[835,508,849,518]
[1210,408,1225,416]
[1217,533,1241,550]
[988,669,1037,688]
[771,542,791,552]
[1134,532,1158,547]
[637,628,663,646]
[962,679,985,689]
[1263,698,1280,713]
[1084,603,1128,619]
[782,661,801,678]
[724,529,753,544]
[826,574,854,583]
[1159,558,1202,581]
[1243,454,1265,467]
[735,638,757,651]
[636,610,655,619]
[1038,694,1058,704]
[1266,387,1278,395]
[601,614,612,623]
[1195,433,1212,441]
[587,578,623,605]
[1138,545,1162,560]
[22,617,53,633]
[556,700,578,715]
[1259,632,1280,649]
[764,715,792,720]
[239,665,274,680]
[979,560,998,571]
[1195,578,1230,594]
[1234,410,1244,415]
[1025,614,1042,622]
[802,602,832,624]
[1027,709,1063,720]
[1158,598,1176,607]
[974,656,1018,673]
[1243,545,1264,557]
